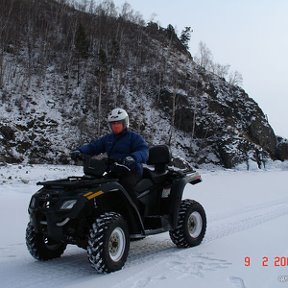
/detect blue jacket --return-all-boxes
[79,130,149,176]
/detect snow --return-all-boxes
[1,163,288,288]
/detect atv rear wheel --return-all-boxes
[169,199,206,248]
[26,222,67,260]
[87,212,130,273]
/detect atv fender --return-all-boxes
[93,181,145,236]
[169,176,195,229]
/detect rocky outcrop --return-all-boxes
[158,72,279,168]
[276,137,288,161]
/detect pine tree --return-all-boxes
[180,27,192,50]
[166,24,176,42]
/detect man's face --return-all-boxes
[111,121,124,135]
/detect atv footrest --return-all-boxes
[144,216,170,231]
[144,227,168,236]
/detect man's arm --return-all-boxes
[130,134,149,164]
[79,135,106,156]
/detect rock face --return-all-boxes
[158,72,280,168]
[0,0,286,168]
[276,137,288,161]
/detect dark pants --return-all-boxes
[119,171,141,204]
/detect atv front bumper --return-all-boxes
[28,194,87,242]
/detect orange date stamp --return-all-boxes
[245,256,288,267]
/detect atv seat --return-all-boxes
[143,145,171,184]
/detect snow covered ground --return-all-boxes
[1,163,288,288]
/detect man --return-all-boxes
[71,108,149,201]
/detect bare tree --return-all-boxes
[96,48,108,135]
[190,71,200,141]
[194,41,213,69]
[195,41,243,86]
[229,70,243,86]
[210,62,230,79]
[168,89,177,146]
[120,2,134,21]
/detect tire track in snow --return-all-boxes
[208,195,288,223]
[204,197,288,244]
[123,196,288,268]
[113,252,233,288]
[112,197,288,288]
[0,248,98,288]
[1,197,288,288]
[229,276,247,288]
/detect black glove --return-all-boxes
[110,162,130,177]
[122,156,136,170]
[71,150,82,161]
[109,156,135,177]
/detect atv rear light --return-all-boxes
[190,175,202,185]
[60,200,77,210]
[187,172,202,185]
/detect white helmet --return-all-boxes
[107,108,129,128]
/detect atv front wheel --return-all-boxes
[26,222,67,260]
[169,199,206,248]
[87,212,130,273]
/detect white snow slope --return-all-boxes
[1,164,288,288]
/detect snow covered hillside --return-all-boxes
[1,0,288,168]
[1,163,288,288]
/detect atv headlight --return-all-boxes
[60,199,77,210]
[30,197,36,208]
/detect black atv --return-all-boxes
[26,145,206,273]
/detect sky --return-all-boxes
[111,0,288,139]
